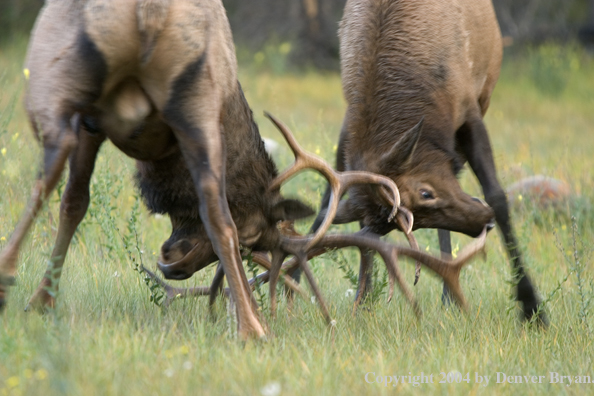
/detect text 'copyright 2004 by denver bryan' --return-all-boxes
[364,371,594,387]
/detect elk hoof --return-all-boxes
[0,275,16,286]
[0,275,16,312]
[25,289,55,313]
[522,300,549,328]
[518,276,549,328]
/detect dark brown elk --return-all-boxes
[0,0,406,339]
[311,0,546,324]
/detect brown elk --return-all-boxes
[0,0,409,339]
[311,0,546,324]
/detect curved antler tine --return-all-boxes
[303,189,340,251]
[141,265,211,307]
[298,253,333,324]
[341,172,400,222]
[380,245,421,317]
[265,112,335,191]
[395,207,414,235]
[396,211,421,285]
[264,112,305,158]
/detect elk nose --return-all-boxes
[158,262,192,280]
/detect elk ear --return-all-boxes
[271,199,315,222]
[379,117,424,170]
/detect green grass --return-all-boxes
[2,37,594,395]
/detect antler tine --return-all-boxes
[265,112,336,192]
[264,111,305,161]
[141,265,212,307]
[395,210,422,285]
[266,113,402,251]
[340,172,401,222]
[298,253,333,324]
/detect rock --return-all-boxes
[507,175,571,209]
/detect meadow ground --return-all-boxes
[1,37,594,395]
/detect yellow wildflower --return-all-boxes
[23,68,30,80]
[6,377,19,388]
[179,345,190,355]
[1,148,6,156]
[35,369,48,380]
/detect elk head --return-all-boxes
[342,118,495,238]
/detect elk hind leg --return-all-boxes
[27,129,105,311]
[0,114,78,311]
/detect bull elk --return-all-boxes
[312,0,546,325]
[0,0,408,339]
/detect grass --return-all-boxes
[1,36,594,395]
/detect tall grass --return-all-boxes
[1,40,594,395]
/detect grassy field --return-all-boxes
[1,36,594,396]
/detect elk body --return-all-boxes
[313,0,546,323]
[0,0,414,338]
[0,0,322,339]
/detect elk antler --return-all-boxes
[144,252,308,308]
[272,226,488,316]
[265,113,402,251]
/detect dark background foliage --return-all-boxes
[2,0,594,68]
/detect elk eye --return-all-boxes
[420,189,435,200]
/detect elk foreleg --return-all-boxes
[352,247,374,315]
[458,115,546,325]
[208,263,225,319]
[26,128,105,312]
[438,229,455,305]
[164,84,264,339]
[268,249,287,318]
[0,115,78,312]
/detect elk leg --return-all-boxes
[164,78,264,339]
[0,115,78,311]
[438,229,455,305]
[27,128,105,312]
[268,250,287,318]
[353,247,374,315]
[458,115,546,325]
[208,263,225,319]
